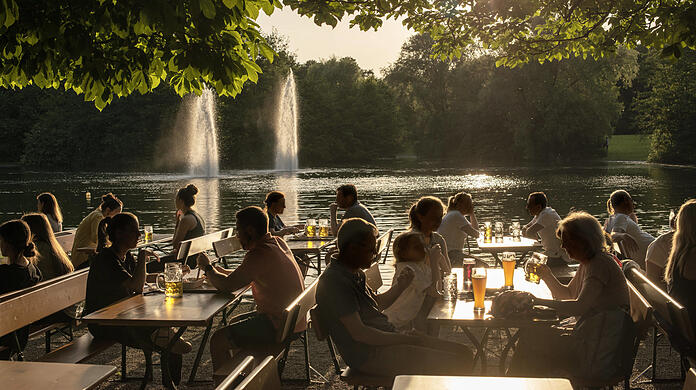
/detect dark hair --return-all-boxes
[236,206,268,237]
[408,196,445,230]
[0,220,36,260]
[337,218,378,253]
[21,213,73,273]
[392,231,425,263]
[337,184,358,203]
[527,192,548,209]
[100,193,123,212]
[37,192,63,223]
[177,184,199,208]
[264,191,285,209]
[607,190,632,215]
[448,192,473,213]
[97,213,138,252]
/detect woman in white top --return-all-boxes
[604,190,654,268]
[437,192,478,266]
[37,192,63,233]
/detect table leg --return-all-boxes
[461,327,486,372]
[498,328,520,375]
[478,328,491,374]
[317,252,322,273]
[518,250,531,265]
[187,322,213,384]
[160,326,188,390]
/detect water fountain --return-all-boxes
[274,69,299,171]
[187,87,220,177]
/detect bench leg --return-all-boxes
[121,344,127,381]
[45,330,51,354]
[12,332,24,361]
[327,339,341,375]
[187,321,213,384]
[303,331,310,382]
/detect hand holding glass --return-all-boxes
[524,252,547,284]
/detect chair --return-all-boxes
[684,368,696,390]
[364,261,383,292]
[377,229,394,264]
[234,355,281,390]
[213,236,243,268]
[624,280,655,388]
[215,356,255,390]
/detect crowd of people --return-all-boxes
[0,183,694,384]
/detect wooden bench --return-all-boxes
[685,367,696,390]
[215,356,255,390]
[55,229,76,254]
[216,355,281,390]
[177,227,234,265]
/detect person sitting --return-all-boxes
[330,184,376,235]
[509,212,632,383]
[409,196,451,274]
[83,213,190,382]
[0,220,42,359]
[437,192,479,266]
[21,213,73,281]
[195,206,304,381]
[383,231,438,329]
[316,218,472,377]
[522,192,569,266]
[37,192,63,233]
[604,190,654,268]
[71,193,122,269]
[646,209,677,286]
[170,184,205,269]
[264,191,303,237]
[664,199,696,331]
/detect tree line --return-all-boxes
[1,33,695,170]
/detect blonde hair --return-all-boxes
[408,196,445,230]
[556,211,610,260]
[392,231,425,263]
[447,192,473,213]
[664,200,696,284]
[607,190,632,215]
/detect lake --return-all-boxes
[1,162,694,239]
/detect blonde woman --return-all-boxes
[604,190,654,267]
[664,199,696,330]
[437,192,478,266]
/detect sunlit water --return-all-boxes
[2,163,694,240]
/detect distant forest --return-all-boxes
[2,33,695,171]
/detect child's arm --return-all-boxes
[426,245,444,297]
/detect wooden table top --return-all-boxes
[0,361,117,390]
[476,236,541,252]
[286,239,336,252]
[82,289,244,327]
[288,234,336,242]
[428,268,555,327]
[393,375,573,390]
[78,233,172,254]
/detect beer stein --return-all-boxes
[524,252,547,284]
[483,222,493,243]
[318,218,329,237]
[510,221,521,241]
[494,221,504,243]
[305,218,317,237]
[157,263,183,298]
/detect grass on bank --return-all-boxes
[607,134,650,161]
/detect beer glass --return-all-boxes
[461,257,476,292]
[472,267,487,312]
[318,218,329,237]
[524,252,547,284]
[305,218,317,237]
[501,251,516,290]
[157,263,183,298]
[510,221,521,241]
[144,225,153,242]
[483,222,493,243]
[495,221,504,243]
[444,273,458,301]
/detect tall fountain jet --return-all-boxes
[274,69,299,171]
[187,87,220,177]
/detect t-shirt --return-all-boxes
[437,210,474,252]
[342,201,377,227]
[45,214,62,233]
[71,208,104,268]
[35,240,71,281]
[646,231,674,270]
[383,261,431,328]
[567,252,629,313]
[267,211,286,233]
[605,213,655,267]
[84,247,137,319]
[316,260,396,368]
[529,207,568,261]
[234,233,304,331]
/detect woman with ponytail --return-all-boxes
[70,193,123,268]
[170,184,205,268]
[0,219,42,358]
[21,213,73,281]
[437,192,479,266]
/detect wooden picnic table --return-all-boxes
[0,360,117,390]
[82,287,247,388]
[393,375,573,390]
[476,236,542,267]
[428,268,557,374]
[77,233,173,255]
[285,237,336,273]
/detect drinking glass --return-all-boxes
[501,251,516,290]
[318,218,329,237]
[524,252,548,284]
[510,221,521,241]
[444,273,458,301]
[472,267,487,312]
[495,221,504,243]
[305,218,317,237]
[157,263,183,298]
[483,222,493,243]
[144,225,153,242]
[461,257,476,293]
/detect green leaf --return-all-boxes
[200,0,216,19]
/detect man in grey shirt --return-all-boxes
[330,184,377,235]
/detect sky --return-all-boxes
[257,9,414,76]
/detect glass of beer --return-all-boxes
[524,252,547,284]
[305,218,317,237]
[143,225,153,242]
[483,222,493,243]
[318,218,329,237]
[501,251,516,290]
[157,263,183,298]
[495,221,504,243]
[472,267,487,312]
[461,257,476,292]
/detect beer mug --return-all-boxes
[144,225,153,242]
[472,267,487,312]
[494,221,504,243]
[461,257,476,292]
[156,263,183,298]
[305,218,317,237]
[501,252,516,290]
[510,221,521,241]
[483,222,493,243]
[444,273,458,301]
[318,218,329,237]
[524,252,547,284]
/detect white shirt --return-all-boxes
[646,231,673,270]
[605,213,655,266]
[529,207,568,261]
[438,210,474,252]
[383,261,432,329]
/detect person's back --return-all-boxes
[605,213,654,265]
[34,240,71,281]
[534,207,567,262]
[438,210,472,254]
[182,209,205,241]
[646,231,674,284]
[71,208,104,267]
[343,201,376,227]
